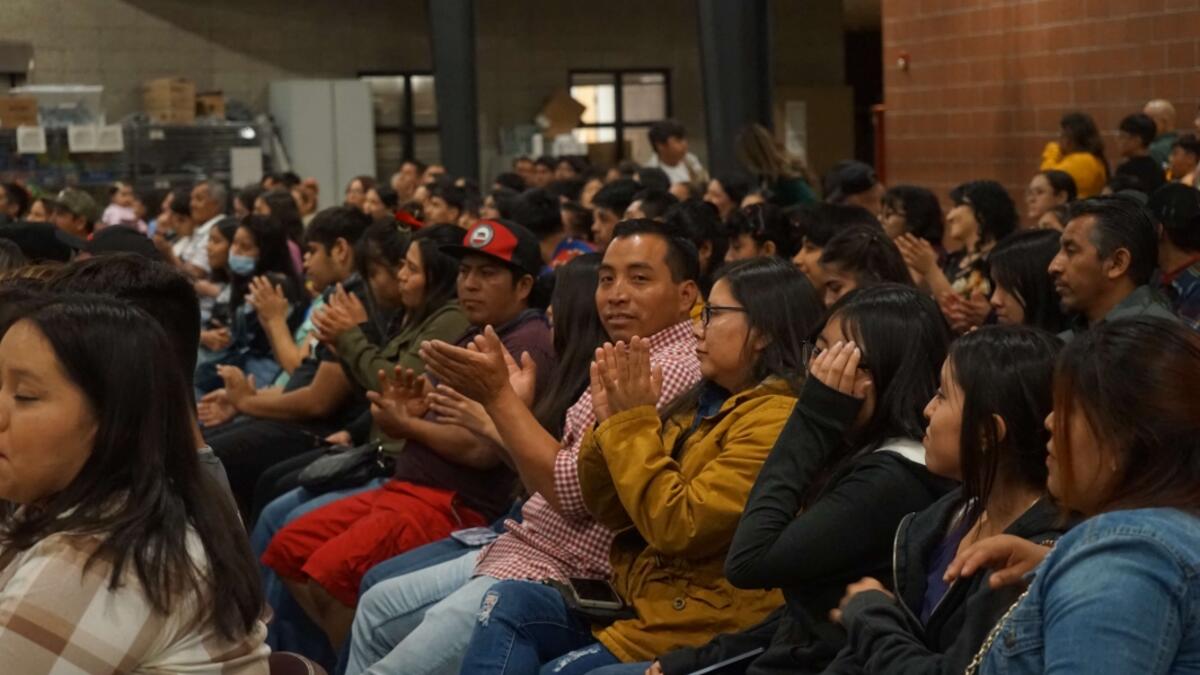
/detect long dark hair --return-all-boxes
[260,189,304,243]
[1052,318,1200,514]
[0,297,262,639]
[406,224,466,327]
[664,257,822,426]
[353,221,411,337]
[825,283,950,452]
[533,253,607,438]
[883,184,944,244]
[989,228,1070,333]
[207,216,240,284]
[799,284,950,507]
[232,215,301,310]
[948,326,1060,526]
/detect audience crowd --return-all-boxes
[0,100,1198,675]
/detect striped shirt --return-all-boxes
[0,529,269,674]
[473,320,702,582]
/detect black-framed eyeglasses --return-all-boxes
[701,303,747,327]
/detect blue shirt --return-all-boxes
[981,507,1200,675]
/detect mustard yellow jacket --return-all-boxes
[577,379,794,663]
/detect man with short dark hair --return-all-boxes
[1168,134,1200,186]
[343,219,702,675]
[1115,113,1167,195]
[1050,197,1180,341]
[1149,184,1200,330]
[513,156,536,187]
[390,160,425,204]
[590,178,641,250]
[530,157,556,189]
[625,188,678,221]
[512,188,594,271]
[424,181,466,225]
[822,160,885,214]
[645,119,708,186]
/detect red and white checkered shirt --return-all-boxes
[473,320,701,582]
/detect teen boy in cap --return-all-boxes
[259,219,555,648]
[51,188,97,239]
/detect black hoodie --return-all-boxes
[658,379,955,675]
[821,489,1070,675]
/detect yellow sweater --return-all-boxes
[1041,142,1107,198]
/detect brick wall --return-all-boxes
[882,0,1200,206]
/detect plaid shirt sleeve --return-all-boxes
[0,534,268,674]
[552,351,702,522]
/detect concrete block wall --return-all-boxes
[882,0,1200,203]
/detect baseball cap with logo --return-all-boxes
[53,188,98,223]
[441,219,545,277]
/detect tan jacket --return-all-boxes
[577,379,794,662]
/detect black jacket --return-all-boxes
[822,490,1070,675]
[659,379,955,675]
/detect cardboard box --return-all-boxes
[0,95,39,128]
[196,91,225,119]
[143,77,195,124]
[536,89,585,137]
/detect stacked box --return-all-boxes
[143,77,196,124]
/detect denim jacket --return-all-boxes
[981,507,1200,675]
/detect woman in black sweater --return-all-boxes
[823,325,1071,675]
[650,284,955,675]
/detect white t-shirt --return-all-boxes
[646,152,707,185]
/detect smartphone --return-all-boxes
[686,647,766,675]
[567,577,624,611]
[451,527,500,547]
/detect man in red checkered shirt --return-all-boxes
[344,221,703,675]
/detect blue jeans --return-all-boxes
[253,481,385,669]
[346,552,493,675]
[457,580,622,675]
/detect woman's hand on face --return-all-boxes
[811,340,873,400]
[829,577,892,624]
[945,534,1051,589]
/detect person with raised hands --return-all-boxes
[941,317,1200,675]
[822,325,1068,675]
[342,224,702,675]
[652,284,954,675]
[455,257,822,674]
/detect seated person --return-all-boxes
[817,225,913,307]
[455,258,823,674]
[0,295,268,672]
[197,208,375,515]
[987,229,1070,333]
[651,285,955,675]
[259,220,555,649]
[789,203,881,290]
[724,203,799,263]
[947,319,1200,673]
[195,214,308,393]
[342,221,704,675]
[195,216,238,327]
[826,325,1069,674]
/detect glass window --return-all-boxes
[569,70,668,162]
[359,72,439,172]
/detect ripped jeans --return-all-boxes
[458,580,622,675]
